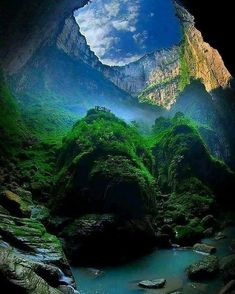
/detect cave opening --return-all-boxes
[74,0,182,66]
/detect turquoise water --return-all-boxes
[72,227,235,294]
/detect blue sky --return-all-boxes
[75,0,181,66]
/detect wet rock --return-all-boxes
[0,213,64,262]
[219,280,235,294]
[187,256,219,280]
[201,215,217,229]
[220,255,235,283]
[34,263,64,287]
[31,205,50,223]
[138,278,166,289]
[60,214,156,264]
[0,190,31,217]
[193,243,216,254]
[14,188,33,204]
[0,212,76,293]
[215,232,227,240]
[0,249,62,293]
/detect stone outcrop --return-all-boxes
[175,1,231,92]
[187,256,219,281]
[0,0,232,111]
[57,16,102,70]
[193,243,216,254]
[0,0,90,75]
[105,2,232,109]
[0,189,78,293]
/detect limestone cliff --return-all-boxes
[0,0,90,75]
[175,1,231,93]
[57,16,102,70]
[103,2,232,109]
[1,0,232,111]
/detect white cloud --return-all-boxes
[133,30,148,48]
[112,20,136,32]
[75,0,141,64]
[104,2,120,17]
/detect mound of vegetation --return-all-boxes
[53,107,157,218]
[150,113,235,243]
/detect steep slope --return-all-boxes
[7,15,160,138]
[0,71,27,158]
[103,2,231,109]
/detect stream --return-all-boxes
[72,227,235,294]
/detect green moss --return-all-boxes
[178,34,191,92]
[53,108,157,217]
[0,70,28,158]
[138,77,179,105]
[175,218,204,245]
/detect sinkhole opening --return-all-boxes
[74,0,182,66]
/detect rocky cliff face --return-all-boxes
[103,2,232,109]
[2,1,231,110]
[57,16,102,70]
[175,2,231,92]
[0,0,90,75]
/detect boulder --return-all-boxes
[0,213,64,260]
[201,215,217,228]
[187,256,219,280]
[138,278,166,289]
[219,280,235,294]
[0,249,62,294]
[0,190,31,217]
[0,213,77,293]
[60,214,156,264]
[193,243,216,254]
[220,255,235,283]
[215,232,227,240]
[31,205,50,223]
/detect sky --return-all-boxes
[74,0,181,66]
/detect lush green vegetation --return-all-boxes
[150,113,235,229]
[53,108,157,217]
[138,77,179,105]
[0,71,27,158]
[178,33,191,92]
[1,82,235,246]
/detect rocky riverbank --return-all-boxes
[0,186,77,293]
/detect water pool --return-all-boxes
[72,227,235,294]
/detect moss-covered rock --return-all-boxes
[53,108,157,218]
[193,243,216,254]
[152,114,235,201]
[175,218,204,245]
[0,190,31,217]
[151,114,235,239]
[59,213,156,265]
[187,256,219,281]
[0,249,63,294]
